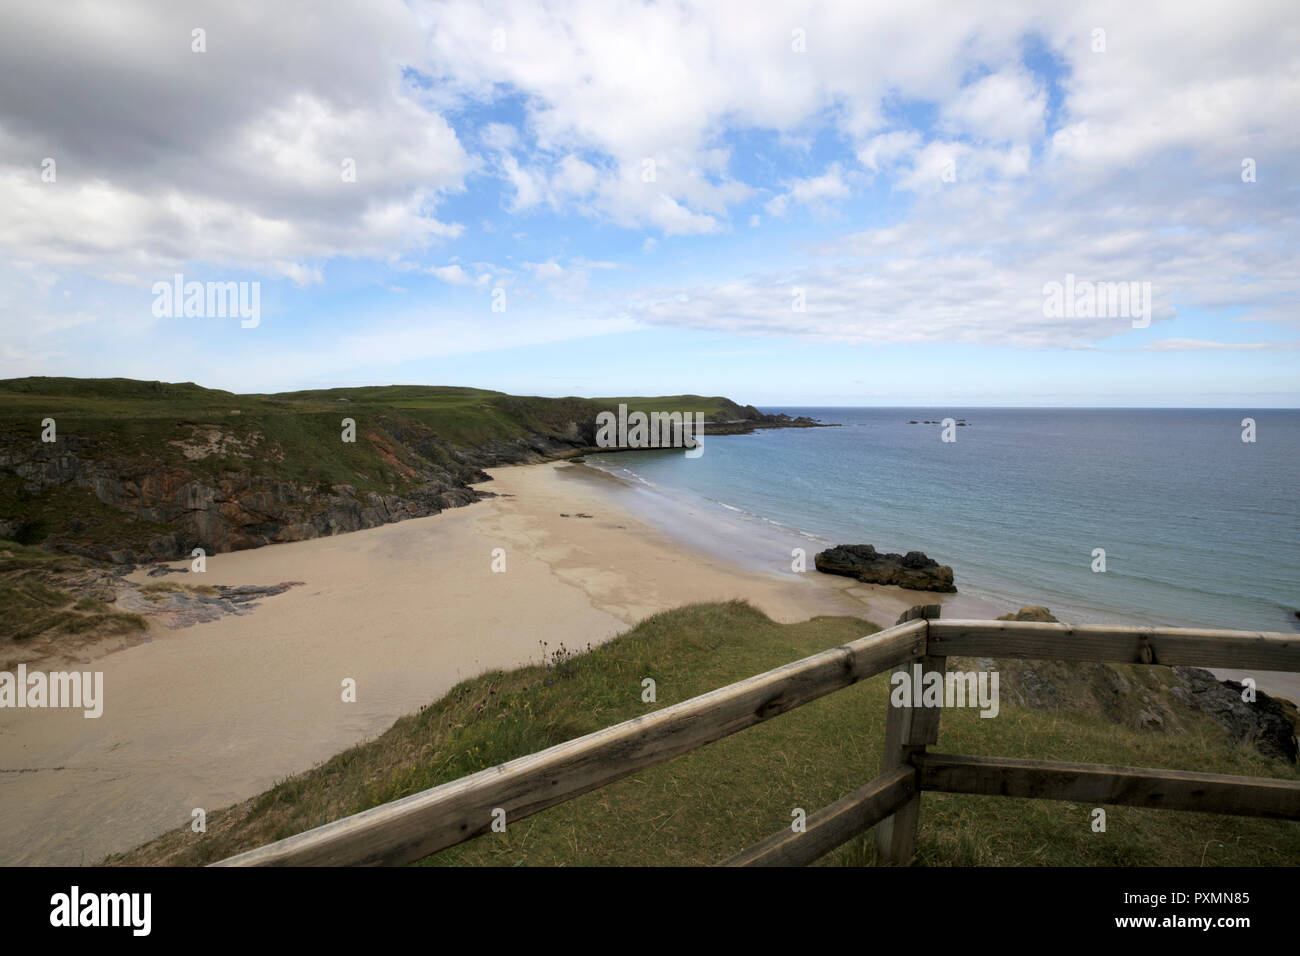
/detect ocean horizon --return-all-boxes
[586,406,1299,635]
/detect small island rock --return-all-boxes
[813,544,956,592]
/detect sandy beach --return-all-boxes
[0,460,995,865]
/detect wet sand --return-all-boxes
[0,460,984,865]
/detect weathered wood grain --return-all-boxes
[721,767,915,866]
[915,752,1300,819]
[876,605,943,863]
[928,620,1299,670]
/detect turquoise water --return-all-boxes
[585,408,1299,633]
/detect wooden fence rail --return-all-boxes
[216,618,926,866]
[914,752,1300,820]
[216,610,1300,867]
[928,619,1298,670]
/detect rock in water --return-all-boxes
[813,544,956,592]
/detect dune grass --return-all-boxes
[0,539,145,649]
[108,600,1300,867]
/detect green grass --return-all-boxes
[0,539,146,649]
[0,379,744,455]
[590,395,756,420]
[107,601,1300,867]
[0,379,569,550]
[138,580,219,597]
[0,377,558,473]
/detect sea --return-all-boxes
[584,408,1299,635]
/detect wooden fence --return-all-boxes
[215,606,1300,866]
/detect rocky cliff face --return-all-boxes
[0,427,581,564]
[1171,667,1298,763]
[0,387,819,565]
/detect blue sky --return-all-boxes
[1,0,1296,405]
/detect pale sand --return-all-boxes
[0,460,995,865]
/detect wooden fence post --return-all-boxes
[876,604,944,864]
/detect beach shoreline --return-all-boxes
[578,448,1300,704]
[0,458,982,865]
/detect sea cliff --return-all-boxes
[0,378,822,563]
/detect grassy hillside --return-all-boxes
[0,379,486,551]
[109,601,1300,867]
[591,395,759,420]
[0,377,585,475]
[0,378,782,558]
[0,379,760,451]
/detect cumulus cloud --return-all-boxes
[856,131,922,173]
[622,177,1297,349]
[412,0,1036,233]
[1,0,1297,370]
[521,257,615,299]
[940,66,1047,144]
[429,264,473,285]
[0,0,470,282]
[765,163,851,218]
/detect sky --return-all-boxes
[0,0,1297,406]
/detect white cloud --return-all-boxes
[520,257,611,299]
[552,154,600,197]
[941,67,1046,144]
[765,163,851,218]
[0,0,470,283]
[856,130,921,173]
[620,177,1298,349]
[894,141,1031,192]
[278,262,325,288]
[524,260,566,281]
[429,264,473,285]
[480,122,521,152]
[496,154,547,211]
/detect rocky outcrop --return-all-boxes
[959,608,1160,723]
[1171,667,1298,763]
[1,541,305,669]
[116,580,304,629]
[813,544,956,592]
[0,434,490,563]
[589,406,830,446]
[738,407,823,428]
